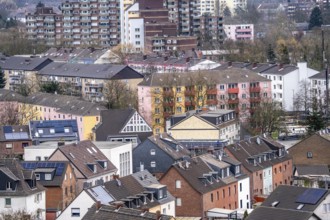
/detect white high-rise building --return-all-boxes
[219,0,247,15]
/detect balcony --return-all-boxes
[71,81,82,87]
[206,88,217,95]
[250,97,261,103]
[184,89,195,96]
[163,101,174,107]
[86,91,102,97]
[228,87,239,94]
[185,101,196,106]
[163,112,172,118]
[206,99,218,106]
[163,90,174,97]
[228,98,239,104]
[85,83,103,88]
[250,87,261,93]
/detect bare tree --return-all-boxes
[0,102,38,126]
[103,80,137,109]
[0,209,39,220]
[111,43,135,64]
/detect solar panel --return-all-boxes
[3,126,12,133]
[296,188,327,205]
[56,167,64,176]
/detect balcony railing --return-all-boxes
[163,90,174,97]
[163,101,174,107]
[228,88,239,94]
[85,83,103,88]
[206,88,217,95]
[250,87,261,93]
[228,98,239,104]
[206,99,218,105]
[185,101,196,106]
[184,89,195,96]
[250,97,261,103]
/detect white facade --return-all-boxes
[200,0,217,15]
[313,193,330,219]
[160,200,175,217]
[219,0,247,15]
[260,62,318,111]
[224,24,254,41]
[93,142,133,177]
[24,142,74,161]
[121,3,145,52]
[56,190,94,220]
[188,60,221,71]
[0,191,46,220]
[237,176,250,209]
[262,167,273,195]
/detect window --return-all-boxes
[135,41,140,45]
[155,118,160,124]
[5,198,11,207]
[211,193,214,202]
[307,152,313,158]
[65,187,68,196]
[219,85,225,90]
[176,97,182,102]
[240,183,242,192]
[135,28,140,32]
[176,87,181,92]
[175,180,181,189]
[176,107,182,113]
[36,156,41,161]
[241,84,246,89]
[45,174,52,180]
[35,174,40,180]
[176,198,182,206]
[5,144,12,149]
[135,35,140,38]
[6,182,11,190]
[64,127,70,133]
[38,129,43,134]
[150,149,156,155]
[242,94,246,99]
[263,82,268,88]
[50,128,55,134]
[71,208,80,217]
[150,161,156,167]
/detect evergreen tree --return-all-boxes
[307,98,325,134]
[277,44,290,64]
[309,7,323,30]
[39,81,61,94]
[267,44,276,63]
[223,6,231,17]
[0,67,5,89]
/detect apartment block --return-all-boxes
[224,24,254,41]
[26,3,60,46]
[219,0,247,15]
[138,68,271,133]
[145,36,197,53]
[200,13,224,43]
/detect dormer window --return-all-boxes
[87,164,97,173]
[235,165,240,175]
[64,127,70,133]
[45,173,52,181]
[159,189,163,199]
[50,128,55,134]
[6,182,12,190]
[97,161,107,169]
[38,129,43,134]
[35,174,40,180]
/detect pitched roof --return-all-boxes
[82,204,172,220]
[261,185,329,212]
[295,164,330,176]
[146,134,191,160]
[309,70,325,79]
[0,56,52,71]
[94,109,152,142]
[225,136,291,173]
[38,62,143,80]
[0,159,45,196]
[0,125,30,142]
[51,140,117,179]
[0,89,26,102]
[21,161,71,187]
[138,68,270,87]
[246,206,317,220]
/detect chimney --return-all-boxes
[186,57,190,63]
[228,61,232,67]
[58,141,65,147]
[164,56,168,61]
[279,63,284,70]
[113,174,119,180]
[253,62,257,68]
[96,201,101,210]
[143,55,147,60]
[156,210,161,220]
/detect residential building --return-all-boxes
[0,125,31,158]
[126,55,220,74]
[133,134,190,178]
[82,203,173,220]
[48,140,117,193]
[104,170,176,216]
[223,24,254,41]
[60,0,120,47]
[199,13,224,44]
[289,133,330,166]
[200,0,218,15]
[56,185,115,220]
[216,61,319,111]
[0,159,46,219]
[309,70,327,106]
[145,36,198,53]
[138,68,271,133]
[21,161,77,220]
[167,109,240,145]
[225,136,293,201]
[38,62,144,101]
[159,154,250,218]
[94,109,152,147]
[25,3,60,46]
[293,164,330,188]
[29,120,80,144]
[93,141,133,177]
[0,56,53,92]
[246,185,330,220]
[0,90,107,140]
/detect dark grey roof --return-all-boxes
[295,164,330,176]
[0,56,52,71]
[261,185,329,212]
[309,70,325,79]
[85,185,115,204]
[0,125,30,142]
[50,140,117,179]
[0,89,26,102]
[82,204,172,220]
[259,64,299,75]
[38,62,143,80]
[95,109,152,142]
[225,136,291,173]
[0,159,45,196]
[246,206,318,220]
